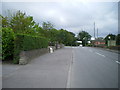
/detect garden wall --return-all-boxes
[19,48,48,65]
[13,34,49,64]
[19,44,64,65]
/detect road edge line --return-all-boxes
[66,48,74,88]
[116,61,120,64]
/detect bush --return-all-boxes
[2,27,15,60]
[23,35,48,50]
[13,34,48,64]
[0,28,2,60]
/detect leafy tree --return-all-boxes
[0,27,1,60]
[77,31,91,41]
[41,21,56,40]
[57,29,76,46]
[49,29,58,41]
[69,32,75,37]
[2,27,15,60]
[77,31,91,46]
[9,10,36,34]
[104,34,116,44]
[2,10,78,50]
[0,15,9,27]
[116,34,120,45]
[42,21,54,30]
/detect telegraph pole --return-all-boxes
[94,22,96,39]
[97,28,98,38]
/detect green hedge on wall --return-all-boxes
[13,34,48,64]
[0,28,2,60]
[2,27,15,60]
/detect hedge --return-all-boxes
[2,27,15,60]
[0,43,1,60]
[13,34,48,64]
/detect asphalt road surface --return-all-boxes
[2,47,119,88]
[68,46,118,88]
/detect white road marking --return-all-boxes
[66,49,74,88]
[116,61,120,64]
[72,47,78,48]
[89,49,93,52]
[95,52,106,57]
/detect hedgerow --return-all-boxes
[2,27,15,60]
[13,34,48,64]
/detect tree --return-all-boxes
[49,29,58,42]
[57,29,76,46]
[8,10,36,33]
[0,15,9,27]
[77,31,91,41]
[77,31,91,46]
[2,10,77,47]
[41,21,55,41]
[42,21,54,30]
[69,32,75,37]
[116,34,120,45]
[2,27,15,60]
[104,34,116,44]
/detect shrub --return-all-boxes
[2,27,15,60]
[0,28,2,60]
[13,34,48,64]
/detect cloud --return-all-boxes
[2,2,118,37]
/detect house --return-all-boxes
[107,40,116,46]
[91,38,105,47]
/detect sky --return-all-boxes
[1,1,119,38]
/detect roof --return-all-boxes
[92,38,105,43]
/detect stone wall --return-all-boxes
[48,44,64,50]
[19,48,49,65]
[19,44,64,65]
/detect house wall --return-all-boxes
[108,40,116,46]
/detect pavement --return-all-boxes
[2,46,119,88]
[2,47,73,88]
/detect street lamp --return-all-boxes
[108,36,111,46]
[83,37,86,46]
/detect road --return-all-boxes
[68,46,118,88]
[2,46,119,88]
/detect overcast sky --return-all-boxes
[2,1,118,38]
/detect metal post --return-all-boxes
[94,22,96,39]
[97,28,98,38]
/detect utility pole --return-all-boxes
[97,28,98,38]
[94,22,96,39]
